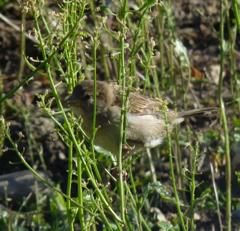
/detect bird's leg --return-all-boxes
[146,148,157,182]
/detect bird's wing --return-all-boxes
[127,92,168,115]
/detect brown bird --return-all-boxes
[67,80,216,182]
[67,80,214,153]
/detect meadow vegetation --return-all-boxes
[0,0,240,230]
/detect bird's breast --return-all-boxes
[126,114,166,148]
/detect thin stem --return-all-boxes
[34,11,122,224]
[90,34,103,183]
[232,0,240,31]
[6,130,86,212]
[77,148,84,230]
[118,27,126,226]
[66,142,74,231]
[219,1,231,230]
[117,0,129,223]
[125,182,152,231]
[0,11,85,104]
[92,35,98,149]
[158,6,165,89]
[210,163,223,231]
[164,107,186,231]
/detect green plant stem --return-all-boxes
[227,6,240,111]
[125,182,151,231]
[219,1,231,230]
[164,108,186,231]
[34,12,122,224]
[210,163,223,231]
[158,7,165,89]
[128,165,142,231]
[170,41,184,191]
[77,148,84,230]
[118,24,126,226]
[0,11,84,104]
[117,0,130,224]
[48,49,122,222]
[67,142,74,231]
[91,34,102,180]
[7,124,116,230]
[232,0,240,31]
[6,130,85,212]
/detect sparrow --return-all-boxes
[67,80,215,154]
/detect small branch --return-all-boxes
[210,163,223,231]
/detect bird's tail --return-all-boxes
[177,107,218,118]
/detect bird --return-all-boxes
[67,80,216,182]
[67,80,215,153]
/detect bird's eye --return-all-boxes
[76,85,90,101]
[82,93,90,101]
